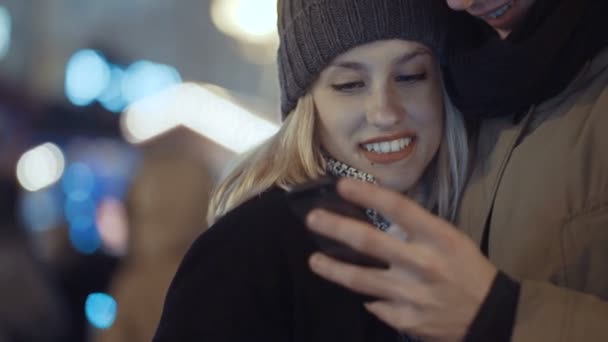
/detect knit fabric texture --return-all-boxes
[277,0,449,118]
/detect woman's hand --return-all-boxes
[306,178,497,342]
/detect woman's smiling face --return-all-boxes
[312,39,444,192]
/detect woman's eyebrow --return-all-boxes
[330,61,366,71]
[394,48,430,65]
[329,48,430,71]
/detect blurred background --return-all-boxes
[0,1,281,341]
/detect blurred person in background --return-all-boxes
[0,92,73,342]
[0,171,72,342]
[152,0,476,341]
[39,224,120,342]
[0,89,122,342]
[94,149,212,342]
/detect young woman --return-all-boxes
[153,0,468,341]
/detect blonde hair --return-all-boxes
[208,87,468,224]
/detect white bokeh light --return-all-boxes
[120,84,182,143]
[121,82,279,153]
[211,0,278,44]
[180,84,279,153]
[16,143,66,192]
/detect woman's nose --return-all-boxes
[446,0,475,10]
[366,86,405,129]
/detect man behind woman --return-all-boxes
[307,0,608,341]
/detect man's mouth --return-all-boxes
[482,0,514,20]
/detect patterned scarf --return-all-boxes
[323,157,391,232]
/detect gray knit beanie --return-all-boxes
[277,0,449,118]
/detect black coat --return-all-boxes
[152,187,400,341]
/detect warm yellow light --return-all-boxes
[211,0,278,44]
[16,143,65,192]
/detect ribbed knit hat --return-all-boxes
[277,0,449,118]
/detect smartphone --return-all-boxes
[286,177,388,269]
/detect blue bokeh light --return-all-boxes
[121,60,181,104]
[98,66,128,113]
[85,293,117,329]
[19,189,62,232]
[68,220,100,255]
[64,196,100,254]
[65,49,111,106]
[62,162,101,254]
[64,196,96,228]
[62,162,96,201]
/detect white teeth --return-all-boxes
[362,137,413,154]
[484,1,513,20]
[391,140,400,151]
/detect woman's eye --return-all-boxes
[331,81,365,92]
[395,73,427,83]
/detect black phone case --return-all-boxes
[286,177,388,269]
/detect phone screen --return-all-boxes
[286,177,388,269]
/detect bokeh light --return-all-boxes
[211,0,278,44]
[65,49,112,106]
[0,6,11,60]
[121,82,279,152]
[19,189,63,232]
[65,195,101,255]
[16,143,66,192]
[61,162,101,255]
[121,60,181,105]
[181,84,278,153]
[96,198,129,257]
[120,84,182,143]
[85,293,117,329]
[98,66,128,113]
[64,196,96,229]
[68,222,101,255]
[62,162,97,201]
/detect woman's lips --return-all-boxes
[360,137,416,165]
